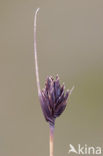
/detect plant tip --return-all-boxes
[70,86,75,95]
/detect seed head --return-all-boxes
[40,75,71,127]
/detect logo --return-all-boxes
[68,144,102,155]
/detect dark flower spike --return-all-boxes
[34,8,74,156]
[41,75,74,127]
[40,75,72,127]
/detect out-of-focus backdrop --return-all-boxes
[0,0,103,156]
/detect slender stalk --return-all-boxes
[34,8,41,96]
[34,8,55,156]
[49,126,54,156]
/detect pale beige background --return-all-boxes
[0,0,103,156]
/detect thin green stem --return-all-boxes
[49,126,54,156]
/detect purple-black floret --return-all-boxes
[40,75,70,127]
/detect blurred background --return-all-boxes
[0,0,103,156]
